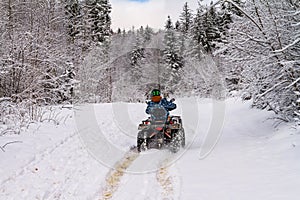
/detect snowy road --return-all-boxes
[0,98,300,200]
[0,129,107,199]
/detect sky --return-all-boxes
[110,0,214,31]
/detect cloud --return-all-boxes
[110,0,213,31]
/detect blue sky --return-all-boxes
[110,0,213,30]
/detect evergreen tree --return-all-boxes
[138,26,145,47]
[218,2,233,39]
[179,2,193,34]
[144,25,154,43]
[175,20,180,31]
[117,28,121,35]
[202,4,221,52]
[163,16,183,89]
[178,2,193,58]
[130,27,145,67]
[65,0,82,43]
[189,7,205,60]
[218,0,244,43]
[86,0,111,44]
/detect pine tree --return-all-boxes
[65,0,82,43]
[130,27,145,67]
[138,26,145,47]
[202,4,221,52]
[218,2,232,40]
[179,2,193,34]
[178,2,193,58]
[86,0,111,44]
[175,20,180,31]
[163,16,183,90]
[218,0,244,43]
[189,7,205,60]
[116,28,121,35]
[144,25,154,43]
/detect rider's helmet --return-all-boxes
[151,89,162,103]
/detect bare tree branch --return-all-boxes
[1,141,22,152]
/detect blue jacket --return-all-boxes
[146,98,176,117]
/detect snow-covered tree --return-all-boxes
[163,16,183,90]
[85,0,111,44]
[178,2,193,58]
[130,27,145,83]
[202,3,221,52]
[219,0,300,122]
[65,0,82,43]
[0,0,97,105]
[179,2,193,34]
[144,25,154,43]
[189,7,206,60]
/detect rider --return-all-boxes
[146,89,176,119]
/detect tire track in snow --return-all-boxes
[99,150,182,200]
[156,156,182,200]
[157,164,175,200]
[100,150,139,200]
[157,166,174,199]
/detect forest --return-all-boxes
[0,0,299,135]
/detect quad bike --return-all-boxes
[136,103,185,153]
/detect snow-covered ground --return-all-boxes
[0,98,299,200]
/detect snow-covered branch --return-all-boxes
[224,0,263,32]
[0,141,22,152]
[256,80,289,99]
[273,38,300,53]
[286,78,300,89]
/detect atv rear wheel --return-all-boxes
[169,135,181,153]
